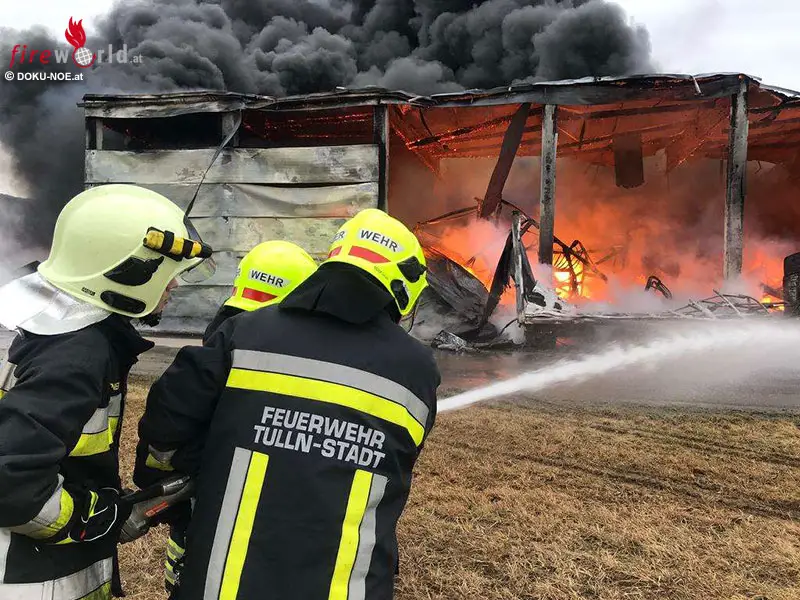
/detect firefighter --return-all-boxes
[0,184,215,599]
[163,240,318,597]
[203,240,319,343]
[134,208,440,600]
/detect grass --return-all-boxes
[119,376,800,599]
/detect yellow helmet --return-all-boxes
[225,241,318,311]
[38,184,215,318]
[323,208,428,318]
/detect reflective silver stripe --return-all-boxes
[0,557,111,600]
[232,350,429,429]
[9,475,68,538]
[0,359,17,393]
[108,394,122,418]
[81,406,110,435]
[204,447,251,600]
[0,530,9,584]
[348,474,388,600]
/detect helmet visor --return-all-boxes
[179,215,216,284]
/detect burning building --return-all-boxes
[79,73,800,342]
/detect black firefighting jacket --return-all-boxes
[135,264,440,600]
[202,304,243,345]
[0,315,153,591]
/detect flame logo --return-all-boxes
[65,17,95,68]
[65,18,86,49]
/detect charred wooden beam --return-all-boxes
[442,121,679,158]
[478,103,532,219]
[612,132,644,188]
[724,78,749,281]
[374,104,390,211]
[538,104,558,267]
[407,113,516,149]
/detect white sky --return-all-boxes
[3,0,799,91]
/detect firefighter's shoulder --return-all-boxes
[8,319,113,373]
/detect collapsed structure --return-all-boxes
[79,73,800,343]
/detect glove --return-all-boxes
[55,488,132,545]
[165,523,187,597]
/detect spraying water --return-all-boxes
[438,321,800,413]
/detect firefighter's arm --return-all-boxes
[0,332,130,543]
[134,320,233,488]
[416,347,441,451]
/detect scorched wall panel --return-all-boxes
[85,145,380,334]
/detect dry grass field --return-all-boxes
[119,376,800,600]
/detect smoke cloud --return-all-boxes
[0,0,652,258]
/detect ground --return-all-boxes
[118,375,800,600]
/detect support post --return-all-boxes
[221,112,240,147]
[511,211,525,324]
[478,103,531,219]
[724,78,749,281]
[85,117,103,150]
[538,104,558,267]
[374,105,389,212]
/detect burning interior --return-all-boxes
[79,73,800,345]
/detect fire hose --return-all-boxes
[119,474,195,544]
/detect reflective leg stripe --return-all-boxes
[167,537,185,562]
[227,350,429,446]
[328,471,388,600]
[0,557,112,600]
[9,474,74,540]
[204,448,269,600]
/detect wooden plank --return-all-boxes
[192,216,346,254]
[374,105,389,211]
[124,183,378,218]
[85,146,379,185]
[538,104,558,267]
[724,79,749,281]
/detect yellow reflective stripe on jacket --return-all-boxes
[69,394,121,457]
[230,350,429,435]
[328,471,388,600]
[219,451,269,600]
[70,431,112,457]
[108,394,122,439]
[0,557,112,599]
[204,448,267,600]
[227,366,426,446]
[146,454,175,472]
[8,474,74,540]
[79,582,112,600]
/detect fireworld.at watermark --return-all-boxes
[5,16,142,79]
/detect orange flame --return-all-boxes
[65,18,86,49]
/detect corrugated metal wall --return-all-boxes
[84,116,381,334]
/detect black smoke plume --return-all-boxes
[0,0,652,255]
